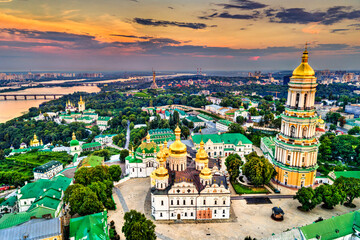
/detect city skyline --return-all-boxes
[0,0,359,71]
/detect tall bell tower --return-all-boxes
[274,45,320,188]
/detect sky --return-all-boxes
[0,0,359,71]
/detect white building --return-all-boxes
[94,134,117,145]
[33,160,63,180]
[192,132,253,158]
[150,126,231,221]
[216,119,232,132]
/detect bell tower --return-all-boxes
[273,45,320,188]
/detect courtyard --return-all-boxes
[109,177,360,240]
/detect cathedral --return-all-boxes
[150,126,230,220]
[273,46,320,188]
[65,96,85,112]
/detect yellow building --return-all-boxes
[30,133,42,147]
[273,45,320,188]
[78,96,86,112]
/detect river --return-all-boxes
[0,86,100,123]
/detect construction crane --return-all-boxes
[267,91,280,99]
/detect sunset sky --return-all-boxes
[0,0,359,71]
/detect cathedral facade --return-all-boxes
[150,126,230,220]
[273,46,320,188]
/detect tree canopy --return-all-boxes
[122,210,156,240]
[242,152,276,187]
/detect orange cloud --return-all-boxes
[302,24,321,34]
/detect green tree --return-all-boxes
[236,116,245,125]
[228,123,245,134]
[315,184,346,209]
[248,107,259,116]
[242,153,276,186]
[225,154,243,181]
[348,126,360,135]
[122,210,156,240]
[334,176,360,207]
[89,181,108,203]
[293,187,321,211]
[120,149,129,162]
[109,165,122,182]
[94,149,111,161]
[329,124,337,131]
[74,167,91,186]
[0,150,4,160]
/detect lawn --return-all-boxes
[105,147,122,156]
[80,155,104,168]
[6,151,73,166]
[231,180,269,194]
[134,92,149,98]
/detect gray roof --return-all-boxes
[0,218,61,239]
[33,160,62,173]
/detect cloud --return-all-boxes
[331,28,349,33]
[271,6,360,25]
[110,34,152,40]
[133,18,209,29]
[249,56,260,61]
[200,11,260,20]
[217,0,267,10]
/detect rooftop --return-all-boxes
[70,211,109,240]
[33,160,62,173]
[192,133,252,145]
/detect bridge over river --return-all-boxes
[0,93,64,100]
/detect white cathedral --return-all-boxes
[150,126,231,221]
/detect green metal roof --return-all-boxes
[33,160,62,173]
[0,207,55,229]
[98,116,111,121]
[82,142,101,149]
[334,171,360,179]
[28,196,61,212]
[192,133,252,145]
[0,196,17,207]
[70,211,109,240]
[126,155,142,163]
[218,119,233,126]
[300,211,360,240]
[94,134,117,139]
[262,137,275,155]
[198,114,213,121]
[186,116,204,123]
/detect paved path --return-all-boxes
[114,187,129,212]
[114,186,173,240]
[231,195,294,200]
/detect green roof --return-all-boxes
[28,196,61,212]
[82,142,101,149]
[126,155,142,163]
[70,139,80,146]
[19,175,72,200]
[70,211,109,240]
[262,137,275,155]
[33,160,62,173]
[192,133,252,145]
[218,119,233,126]
[0,207,55,229]
[300,211,360,240]
[83,112,98,115]
[98,116,111,121]
[0,196,17,207]
[136,141,159,154]
[174,108,186,116]
[198,114,213,121]
[334,171,360,179]
[186,116,204,123]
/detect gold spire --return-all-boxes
[146,132,151,143]
[195,139,209,164]
[169,125,187,156]
[154,155,169,180]
[163,140,170,157]
[292,43,315,78]
[40,139,43,145]
[72,132,76,140]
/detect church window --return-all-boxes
[177,189,180,193]
[171,200,173,205]
[223,210,225,214]
[191,200,194,205]
[223,200,226,205]
[187,189,191,193]
[191,212,193,217]
[290,126,296,138]
[203,199,206,205]
[295,93,300,108]
[185,212,187,217]
[160,213,163,217]
[161,201,164,206]
[214,210,217,214]
[304,93,308,108]
[177,200,179,205]
[183,200,186,205]
[214,200,217,205]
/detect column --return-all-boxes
[287,91,291,106]
[299,93,304,109]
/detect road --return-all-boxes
[231,195,294,200]
[124,120,130,150]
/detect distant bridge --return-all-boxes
[0,93,64,100]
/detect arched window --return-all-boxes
[295,93,300,108]
[302,127,307,138]
[290,125,296,138]
[304,93,308,109]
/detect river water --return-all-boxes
[0,86,100,123]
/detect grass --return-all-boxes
[6,151,72,166]
[231,180,269,194]
[80,155,104,168]
[134,92,149,98]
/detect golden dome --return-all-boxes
[195,140,209,163]
[163,140,170,157]
[169,126,187,156]
[146,132,151,142]
[292,45,315,78]
[32,134,39,144]
[199,167,212,180]
[154,166,169,180]
[317,115,324,124]
[156,144,165,162]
